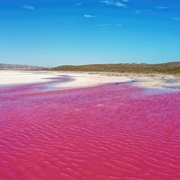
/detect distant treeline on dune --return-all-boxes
[52,62,180,75]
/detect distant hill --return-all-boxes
[0,63,44,70]
[52,62,180,74]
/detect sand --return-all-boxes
[54,72,132,88]
[133,74,180,90]
[0,71,57,85]
[54,72,180,90]
[0,70,179,90]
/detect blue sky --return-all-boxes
[0,0,180,67]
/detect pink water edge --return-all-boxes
[0,78,179,180]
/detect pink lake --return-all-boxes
[0,77,179,180]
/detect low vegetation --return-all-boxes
[52,62,180,75]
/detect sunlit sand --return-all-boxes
[0,70,179,90]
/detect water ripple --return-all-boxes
[0,79,179,179]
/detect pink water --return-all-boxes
[0,78,180,180]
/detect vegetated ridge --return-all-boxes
[52,62,180,74]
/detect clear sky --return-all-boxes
[0,0,180,67]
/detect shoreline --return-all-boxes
[0,70,179,90]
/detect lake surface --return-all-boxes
[0,77,179,179]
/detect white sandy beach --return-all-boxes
[0,70,179,90]
[54,72,132,88]
[0,71,57,85]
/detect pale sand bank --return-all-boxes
[54,72,132,88]
[133,74,180,89]
[0,70,179,90]
[54,72,180,90]
[0,71,56,85]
